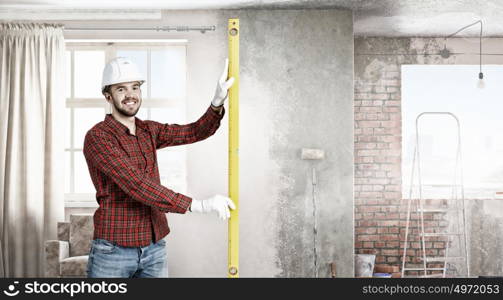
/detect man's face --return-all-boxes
[105,81,142,117]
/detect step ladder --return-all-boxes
[401,112,470,278]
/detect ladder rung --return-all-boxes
[417,208,461,213]
[421,232,463,236]
[409,198,462,200]
[402,273,444,278]
[425,256,465,262]
[403,268,445,271]
[419,273,445,278]
[423,184,462,187]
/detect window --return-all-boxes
[64,41,188,207]
[402,65,503,200]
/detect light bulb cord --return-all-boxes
[445,20,483,76]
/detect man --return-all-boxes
[83,57,235,278]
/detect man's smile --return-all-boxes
[122,99,138,108]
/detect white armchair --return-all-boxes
[44,214,93,278]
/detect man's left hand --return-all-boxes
[211,58,235,107]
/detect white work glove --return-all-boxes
[211,58,235,107]
[190,195,236,220]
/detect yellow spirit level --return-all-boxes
[227,18,239,278]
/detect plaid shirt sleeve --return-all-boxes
[150,105,225,149]
[83,131,191,214]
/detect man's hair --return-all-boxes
[102,85,111,95]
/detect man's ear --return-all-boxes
[104,92,112,102]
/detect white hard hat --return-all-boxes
[101,57,145,93]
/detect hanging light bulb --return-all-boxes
[477,72,485,89]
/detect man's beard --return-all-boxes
[112,97,140,117]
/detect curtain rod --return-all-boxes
[64,25,216,33]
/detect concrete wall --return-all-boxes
[354,36,503,277]
[64,9,354,277]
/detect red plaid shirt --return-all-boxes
[83,106,224,247]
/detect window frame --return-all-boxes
[64,41,188,208]
[401,64,503,200]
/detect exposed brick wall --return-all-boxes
[354,63,405,266]
[353,38,450,276]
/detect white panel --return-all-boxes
[73,107,105,148]
[65,107,71,149]
[75,151,96,193]
[151,47,186,99]
[74,51,105,98]
[65,151,71,194]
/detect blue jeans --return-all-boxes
[86,238,168,278]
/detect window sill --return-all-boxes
[65,193,98,208]
[64,201,99,208]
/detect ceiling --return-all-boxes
[1,0,502,37]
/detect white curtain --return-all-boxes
[0,23,65,277]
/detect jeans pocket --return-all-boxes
[156,239,166,246]
[93,239,116,254]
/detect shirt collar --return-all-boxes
[104,114,147,135]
